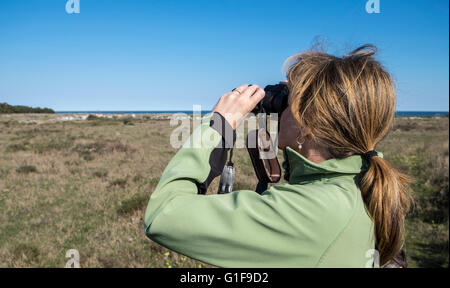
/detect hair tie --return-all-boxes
[364,150,378,159]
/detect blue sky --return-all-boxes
[0,0,448,111]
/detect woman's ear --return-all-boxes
[300,127,312,138]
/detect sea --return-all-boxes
[56,111,449,117]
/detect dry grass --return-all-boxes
[0,114,448,267]
[379,116,449,267]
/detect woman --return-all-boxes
[144,45,412,267]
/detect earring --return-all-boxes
[296,135,305,151]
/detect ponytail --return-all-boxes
[360,156,412,265]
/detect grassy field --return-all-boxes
[0,113,448,268]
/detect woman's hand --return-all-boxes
[212,84,265,129]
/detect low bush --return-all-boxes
[16,165,37,174]
[117,193,148,216]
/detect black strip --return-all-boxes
[282,149,291,182]
[363,150,378,160]
[209,112,236,148]
[196,112,236,194]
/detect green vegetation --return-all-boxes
[0,103,54,114]
[13,243,41,265]
[117,193,149,216]
[0,114,447,267]
[16,165,38,174]
[110,178,128,189]
[377,117,449,268]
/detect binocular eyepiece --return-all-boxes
[251,84,289,116]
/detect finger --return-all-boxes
[248,88,265,108]
[233,84,248,94]
[244,88,262,107]
[241,84,259,98]
[252,87,265,100]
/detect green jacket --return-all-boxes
[144,113,375,267]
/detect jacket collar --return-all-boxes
[282,147,375,184]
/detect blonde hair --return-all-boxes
[285,44,412,265]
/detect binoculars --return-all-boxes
[218,83,290,195]
[251,84,290,116]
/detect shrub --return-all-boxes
[13,243,40,263]
[0,102,54,114]
[64,160,81,166]
[123,118,135,125]
[73,142,106,161]
[6,142,29,152]
[85,116,121,127]
[83,153,95,161]
[73,141,131,156]
[117,193,148,215]
[87,114,99,120]
[110,178,127,188]
[148,177,159,186]
[33,138,74,154]
[0,168,10,178]
[93,170,108,178]
[16,165,37,174]
[133,174,144,183]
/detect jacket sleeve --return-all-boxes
[144,113,314,267]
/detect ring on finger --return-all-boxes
[232,88,242,95]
